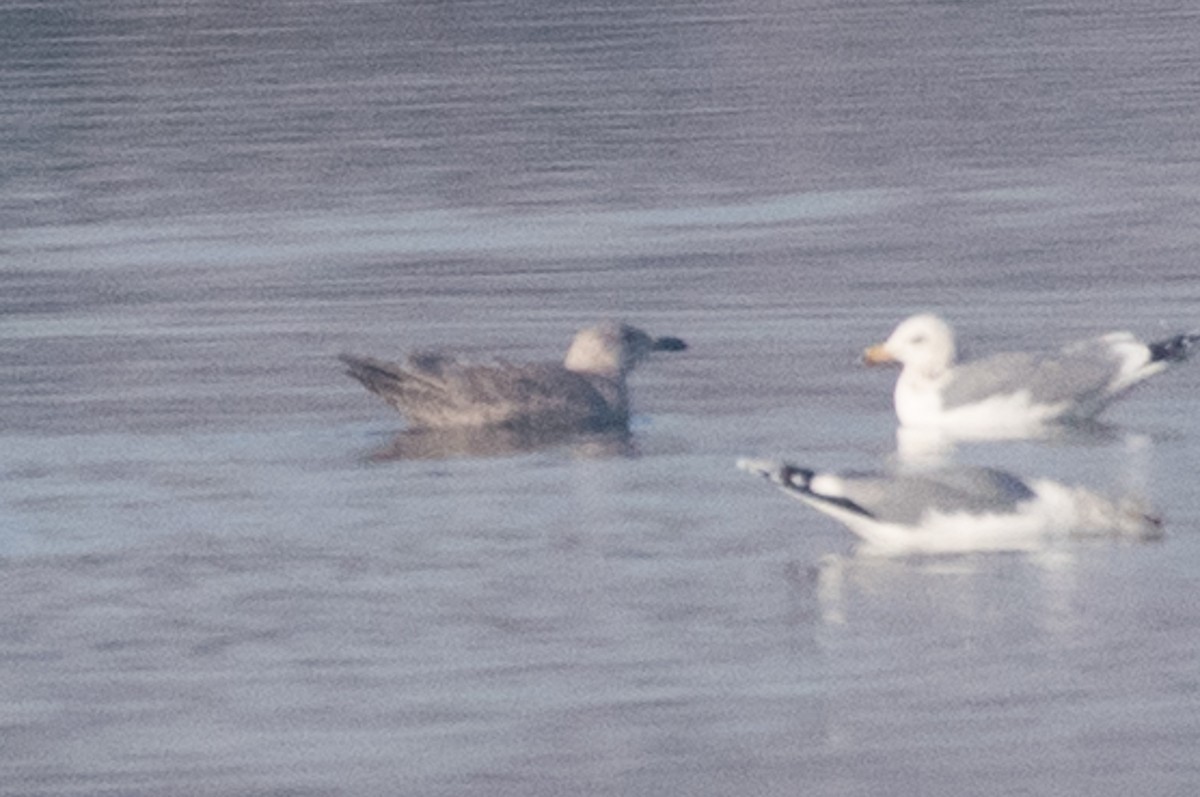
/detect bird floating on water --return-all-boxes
[341,321,686,431]
[737,457,1161,556]
[863,313,1199,436]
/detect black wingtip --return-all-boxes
[1148,331,1200,363]
[779,465,815,488]
[779,466,877,520]
[338,353,402,389]
[338,352,368,372]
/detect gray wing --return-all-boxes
[341,353,618,429]
[942,349,1118,410]
[839,467,1036,525]
[442,361,621,429]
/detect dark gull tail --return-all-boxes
[340,352,447,404]
[736,458,876,520]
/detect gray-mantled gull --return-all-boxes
[340,321,686,431]
[864,313,1200,435]
[737,458,1161,555]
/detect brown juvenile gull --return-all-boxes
[863,313,1200,435]
[737,458,1161,555]
[340,321,686,431]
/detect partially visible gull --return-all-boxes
[737,458,1161,555]
[864,314,1200,435]
[340,321,686,431]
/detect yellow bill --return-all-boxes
[862,343,895,365]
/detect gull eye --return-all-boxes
[910,334,927,345]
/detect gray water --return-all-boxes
[4,1,1200,794]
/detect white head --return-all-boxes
[864,314,957,379]
[563,321,686,379]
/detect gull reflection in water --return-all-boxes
[362,424,637,462]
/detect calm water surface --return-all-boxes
[3,1,1200,795]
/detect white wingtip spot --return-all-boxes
[809,474,846,497]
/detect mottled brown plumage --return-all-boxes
[341,321,686,431]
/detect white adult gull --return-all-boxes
[864,314,1200,434]
[340,321,687,431]
[737,458,1161,555]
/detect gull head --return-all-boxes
[564,321,687,378]
[864,313,957,378]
